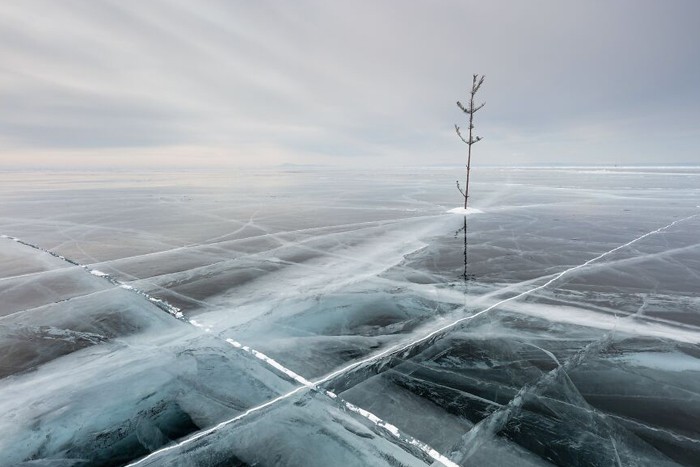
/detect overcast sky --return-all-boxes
[1,0,699,168]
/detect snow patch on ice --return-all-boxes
[447,207,483,215]
[189,319,212,332]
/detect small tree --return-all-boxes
[455,74,485,209]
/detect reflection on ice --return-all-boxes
[1,167,699,466]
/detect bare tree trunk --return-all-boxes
[455,74,485,210]
[464,89,475,209]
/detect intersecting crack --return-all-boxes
[3,212,696,467]
[1,233,456,467]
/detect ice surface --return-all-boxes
[1,167,699,466]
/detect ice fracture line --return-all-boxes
[122,212,699,465]
[314,213,699,388]
[5,212,697,466]
[126,338,458,467]
[0,233,456,467]
[0,234,185,320]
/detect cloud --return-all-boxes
[1,0,699,167]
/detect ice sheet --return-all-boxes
[1,167,699,466]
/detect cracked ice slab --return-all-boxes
[0,327,300,466]
[2,167,700,465]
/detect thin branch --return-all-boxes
[472,75,485,93]
[456,180,466,198]
[455,124,469,144]
[471,102,486,113]
[457,101,486,114]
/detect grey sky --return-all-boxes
[1,0,699,168]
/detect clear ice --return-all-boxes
[0,167,699,466]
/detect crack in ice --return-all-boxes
[123,213,699,466]
[0,234,184,320]
[125,336,458,467]
[315,213,700,389]
[444,215,699,463]
[224,339,459,467]
[1,233,455,467]
[4,212,697,467]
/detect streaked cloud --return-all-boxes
[1,0,699,167]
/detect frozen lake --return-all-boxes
[1,167,699,466]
